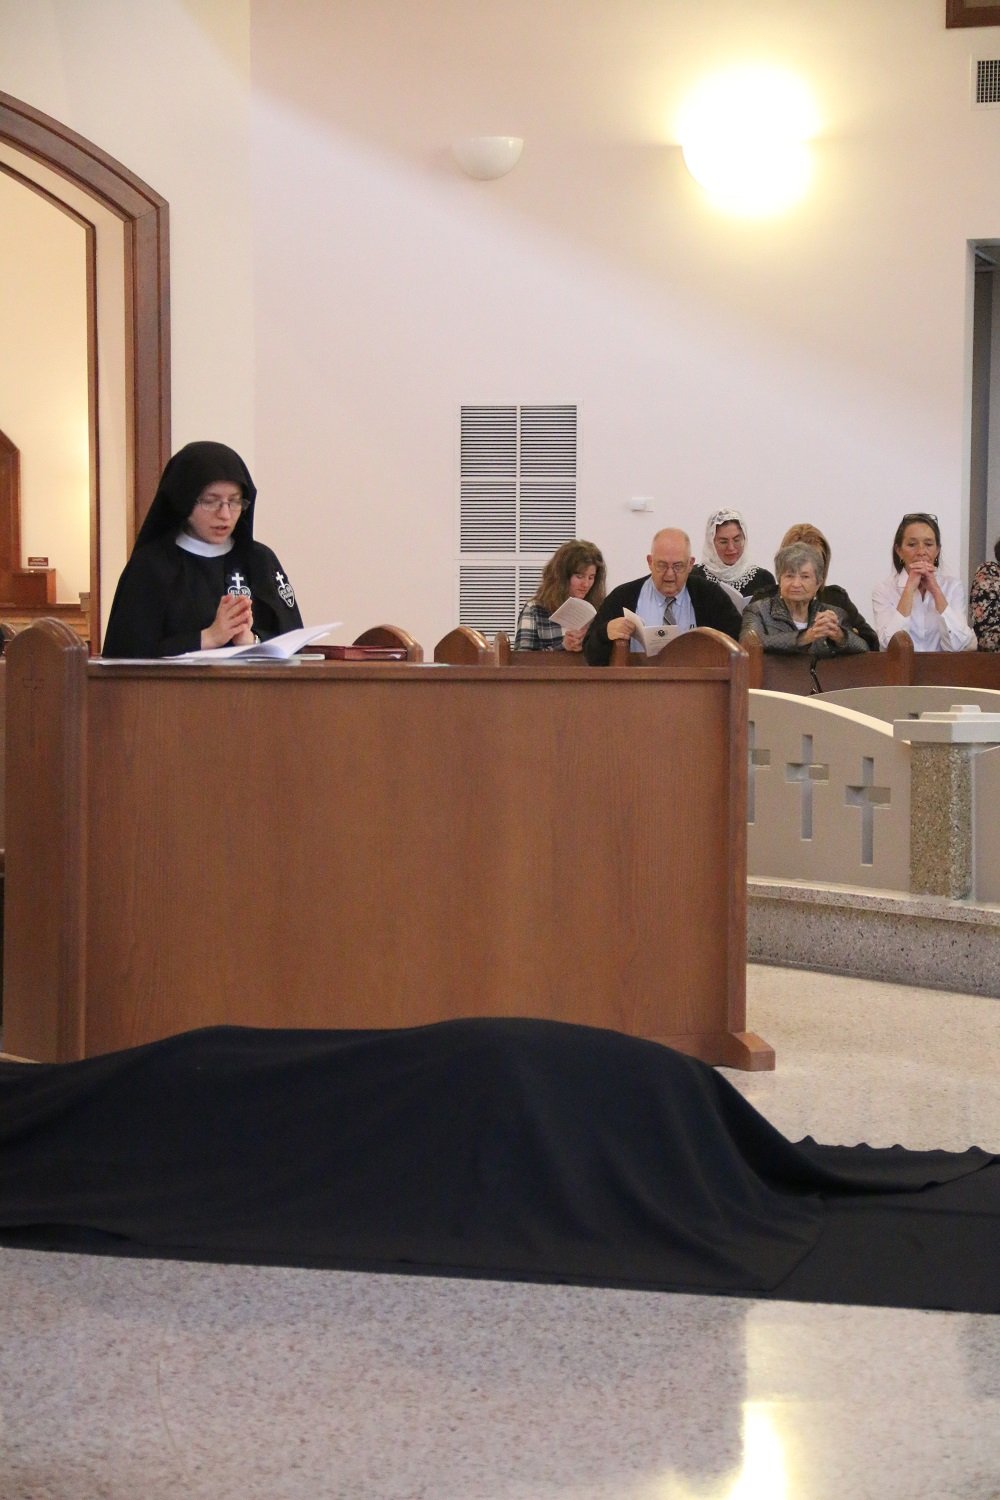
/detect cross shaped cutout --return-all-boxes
[748,721,771,825]
[785,734,830,840]
[845,755,890,866]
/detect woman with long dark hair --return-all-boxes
[513,539,606,652]
[872,513,974,652]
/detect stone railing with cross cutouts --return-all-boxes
[748,690,912,891]
[749,689,1000,901]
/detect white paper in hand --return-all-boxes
[549,598,597,631]
[623,607,682,657]
[716,580,748,614]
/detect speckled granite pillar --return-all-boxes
[909,743,972,899]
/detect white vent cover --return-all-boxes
[459,564,543,635]
[458,404,578,633]
[973,58,1000,107]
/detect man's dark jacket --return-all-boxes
[584,573,742,666]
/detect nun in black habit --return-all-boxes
[102,441,303,657]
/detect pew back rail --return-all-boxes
[743,629,1000,693]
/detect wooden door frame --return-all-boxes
[0,91,170,549]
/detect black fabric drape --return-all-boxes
[1,1019,996,1311]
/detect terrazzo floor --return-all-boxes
[1,965,998,1500]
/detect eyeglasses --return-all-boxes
[653,561,689,575]
[195,496,249,514]
[900,512,938,526]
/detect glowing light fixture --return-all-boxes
[678,66,818,217]
[452,135,524,180]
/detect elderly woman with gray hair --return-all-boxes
[740,542,870,656]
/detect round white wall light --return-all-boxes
[678,67,817,217]
[452,135,524,180]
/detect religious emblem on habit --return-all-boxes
[226,570,252,598]
[276,570,296,608]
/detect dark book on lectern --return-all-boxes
[322,645,408,660]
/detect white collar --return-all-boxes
[175,531,235,558]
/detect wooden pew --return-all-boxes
[434,625,492,664]
[739,630,999,694]
[491,631,590,666]
[909,648,1000,687]
[4,619,768,1071]
[354,624,423,661]
[610,628,743,669]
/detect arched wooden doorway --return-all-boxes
[0,91,170,553]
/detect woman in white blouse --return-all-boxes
[872,513,975,652]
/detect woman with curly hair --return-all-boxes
[513,539,606,651]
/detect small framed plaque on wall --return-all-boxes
[947,0,1000,27]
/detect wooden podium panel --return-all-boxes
[4,622,770,1069]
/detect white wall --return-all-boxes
[0,176,89,600]
[250,0,1000,644]
[4,0,1000,648]
[0,0,255,459]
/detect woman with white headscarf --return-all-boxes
[689,509,776,600]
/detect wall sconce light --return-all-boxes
[678,66,817,217]
[452,135,524,180]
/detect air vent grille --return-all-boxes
[459,566,516,634]
[459,481,516,552]
[520,405,577,476]
[975,58,1000,107]
[460,406,517,473]
[519,481,576,551]
[458,565,546,635]
[458,403,578,634]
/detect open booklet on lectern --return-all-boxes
[166,622,342,662]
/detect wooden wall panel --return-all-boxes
[3,623,86,1059]
[6,630,767,1070]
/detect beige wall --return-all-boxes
[3,0,1000,646]
[248,0,1000,643]
[0,0,254,458]
[0,176,89,601]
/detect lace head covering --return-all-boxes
[700,508,760,589]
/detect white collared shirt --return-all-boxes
[872,570,975,652]
[632,576,696,650]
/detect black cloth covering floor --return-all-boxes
[0,1017,997,1312]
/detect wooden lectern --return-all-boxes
[4,620,771,1069]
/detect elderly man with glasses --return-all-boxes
[584,527,742,666]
